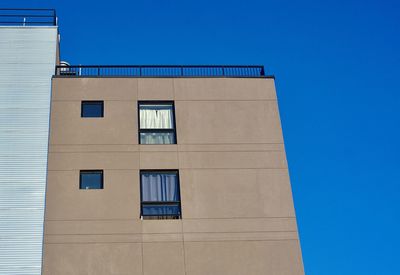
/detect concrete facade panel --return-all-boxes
[182,217,297,233]
[43,243,143,275]
[180,169,295,218]
[142,242,185,275]
[183,231,298,242]
[50,100,138,145]
[178,143,285,152]
[184,240,304,275]
[142,233,183,243]
[45,170,140,220]
[50,144,140,153]
[140,151,179,169]
[175,100,284,144]
[138,78,174,100]
[47,152,139,170]
[51,78,138,101]
[44,234,143,244]
[139,144,177,152]
[44,220,142,235]
[142,220,183,234]
[173,78,277,100]
[178,151,287,169]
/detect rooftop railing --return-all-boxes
[0,8,57,26]
[55,65,266,77]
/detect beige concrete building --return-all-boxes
[42,66,304,274]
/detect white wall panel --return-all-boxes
[0,27,57,275]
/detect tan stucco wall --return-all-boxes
[43,77,304,275]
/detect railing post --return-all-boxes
[181,66,183,76]
[53,10,57,26]
[97,67,100,76]
[222,67,225,76]
[260,66,265,76]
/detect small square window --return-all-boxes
[140,170,181,219]
[81,101,104,117]
[138,101,176,144]
[80,170,103,189]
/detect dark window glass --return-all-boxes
[138,102,176,144]
[140,170,181,219]
[141,204,181,217]
[81,101,104,117]
[80,170,103,189]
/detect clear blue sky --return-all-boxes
[3,0,400,274]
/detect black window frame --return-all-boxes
[140,169,182,219]
[138,101,177,144]
[81,101,104,118]
[79,170,104,190]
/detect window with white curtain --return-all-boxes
[138,101,176,144]
[140,170,181,219]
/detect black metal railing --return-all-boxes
[0,9,57,26]
[141,201,181,220]
[55,65,265,77]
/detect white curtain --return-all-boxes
[140,132,174,144]
[140,105,173,129]
[141,173,179,202]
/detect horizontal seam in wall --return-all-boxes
[51,99,278,102]
[177,99,277,102]
[44,231,298,236]
[50,142,284,146]
[47,168,288,172]
[53,76,274,79]
[44,239,299,245]
[48,150,284,153]
[45,217,296,222]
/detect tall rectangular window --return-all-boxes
[80,170,103,189]
[140,170,181,219]
[138,101,176,144]
[81,101,104,117]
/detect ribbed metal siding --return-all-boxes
[0,27,57,275]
